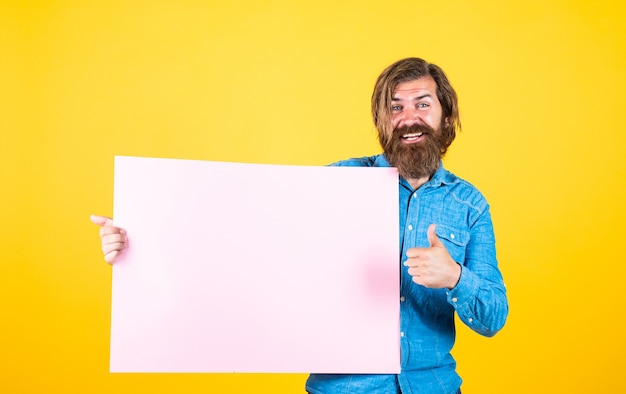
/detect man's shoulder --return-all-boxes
[437,167,490,209]
[329,154,388,168]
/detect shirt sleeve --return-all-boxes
[446,207,508,337]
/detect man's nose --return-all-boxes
[397,110,421,127]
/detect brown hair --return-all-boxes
[371,57,461,154]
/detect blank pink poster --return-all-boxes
[110,156,400,373]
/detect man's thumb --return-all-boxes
[90,214,113,227]
[427,224,443,247]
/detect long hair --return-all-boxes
[371,58,461,154]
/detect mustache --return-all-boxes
[393,123,437,137]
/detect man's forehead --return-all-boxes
[393,76,437,95]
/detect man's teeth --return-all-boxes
[402,132,423,139]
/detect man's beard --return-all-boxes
[380,123,446,180]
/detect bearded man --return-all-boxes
[92,57,508,394]
[304,57,509,393]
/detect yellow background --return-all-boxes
[2,0,625,392]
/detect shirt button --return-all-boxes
[400,331,405,337]
[468,318,474,323]
[408,225,413,231]
[400,296,405,302]
[451,297,458,303]
[450,233,455,239]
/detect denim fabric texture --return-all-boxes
[305,155,508,394]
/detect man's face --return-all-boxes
[380,76,447,180]
[390,76,444,137]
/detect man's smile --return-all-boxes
[401,132,425,143]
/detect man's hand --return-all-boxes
[404,224,461,289]
[90,214,127,264]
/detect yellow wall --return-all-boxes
[2,0,625,392]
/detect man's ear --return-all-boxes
[444,117,450,127]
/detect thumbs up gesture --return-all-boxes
[404,224,462,289]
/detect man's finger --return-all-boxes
[427,224,444,248]
[100,227,125,239]
[102,240,125,255]
[104,250,120,264]
[406,247,425,259]
[90,214,113,227]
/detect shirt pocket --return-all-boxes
[435,224,470,264]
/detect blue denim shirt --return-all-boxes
[305,154,508,394]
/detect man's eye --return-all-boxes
[418,103,430,109]
[391,105,401,111]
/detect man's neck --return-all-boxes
[406,176,430,190]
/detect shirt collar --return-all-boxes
[374,154,459,188]
[429,164,458,186]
